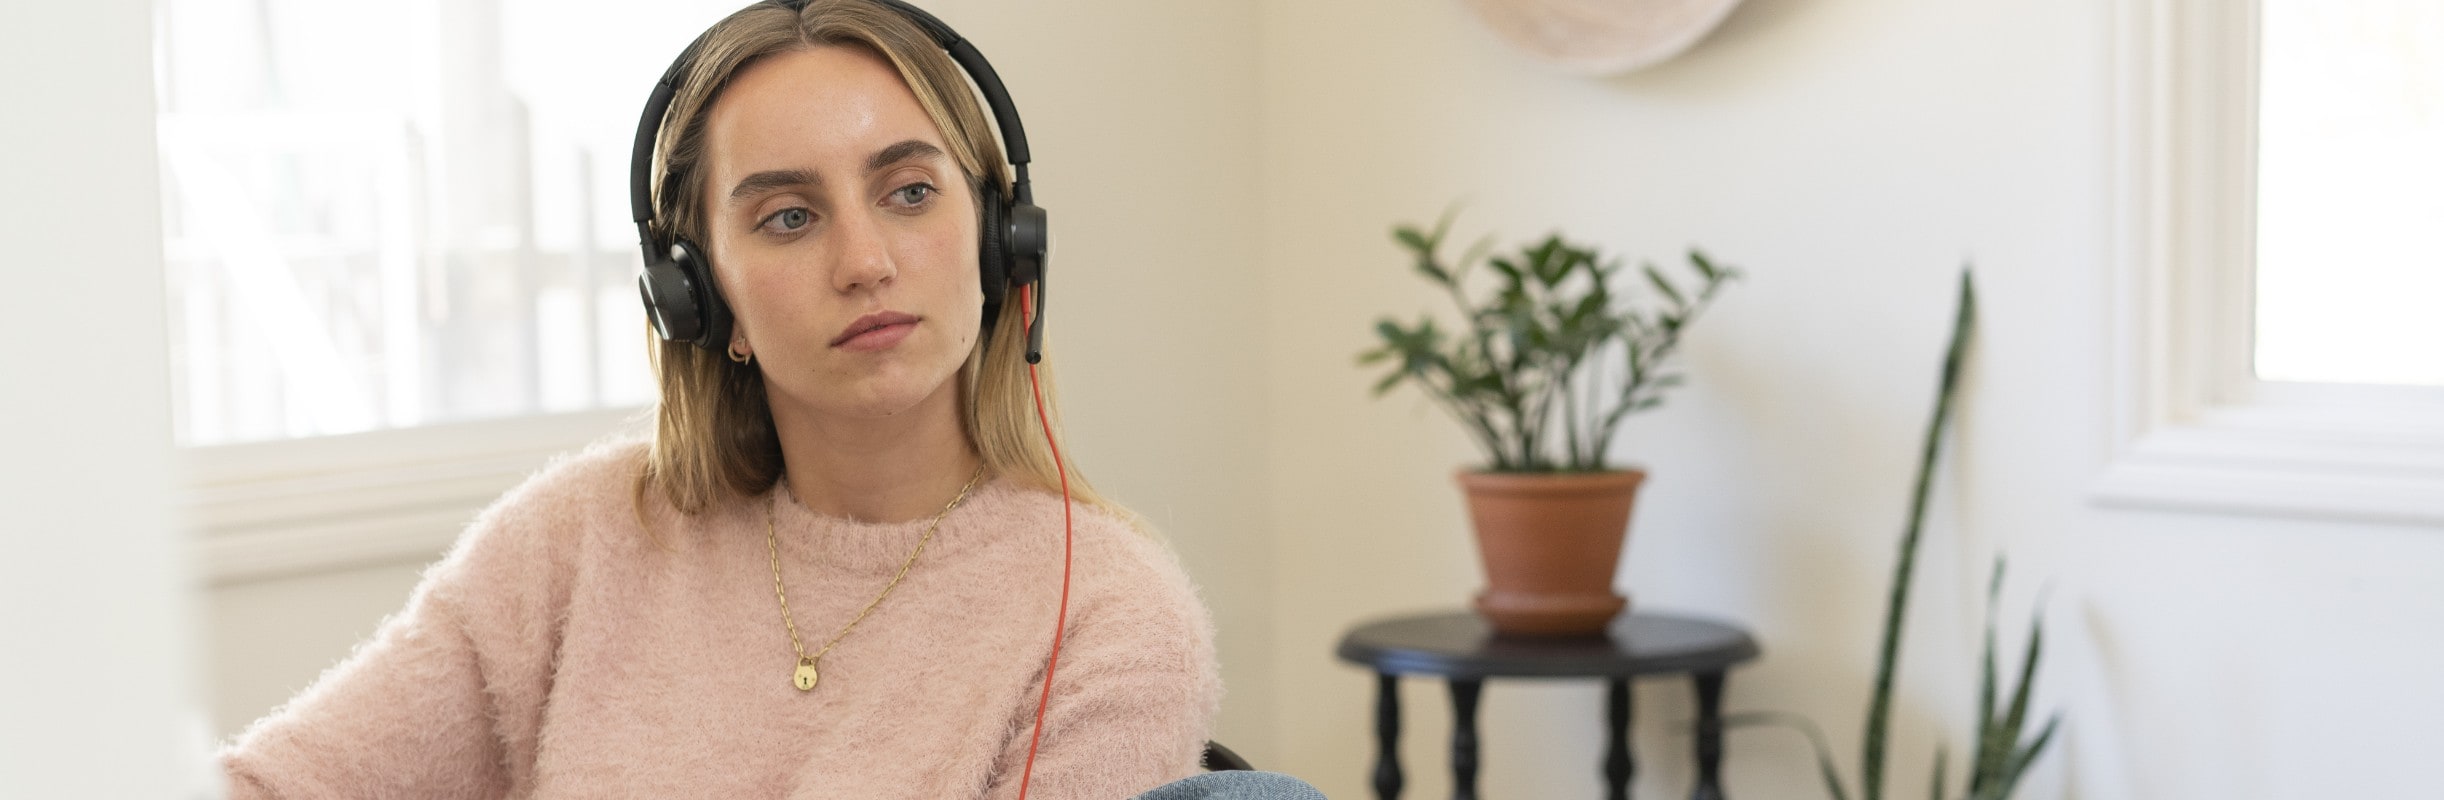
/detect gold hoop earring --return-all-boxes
[728,341,753,365]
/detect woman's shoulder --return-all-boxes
[434,434,650,580]
[989,484,1210,627]
[484,434,652,521]
[988,485,1184,576]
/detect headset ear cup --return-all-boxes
[639,245,704,345]
[673,238,732,351]
[1004,202,1047,286]
[978,194,1010,328]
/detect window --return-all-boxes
[153,0,744,446]
[2253,0,2444,389]
[157,0,742,579]
[2097,0,2444,525]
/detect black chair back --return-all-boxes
[1201,741,1253,772]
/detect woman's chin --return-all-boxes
[777,375,957,424]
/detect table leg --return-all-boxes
[1449,678,1483,800]
[1373,672,1403,800]
[1605,677,1635,800]
[1690,670,1728,800]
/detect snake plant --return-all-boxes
[1727,271,2058,800]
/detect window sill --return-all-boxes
[183,408,647,584]
[2091,403,2444,526]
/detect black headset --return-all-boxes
[631,0,1051,363]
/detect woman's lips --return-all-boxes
[832,311,920,351]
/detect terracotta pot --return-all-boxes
[1457,469,1647,637]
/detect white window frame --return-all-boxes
[2095,0,2444,525]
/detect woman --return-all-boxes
[220,2,1317,797]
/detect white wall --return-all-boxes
[195,1,2444,799]
[0,1,211,798]
[1254,1,2444,799]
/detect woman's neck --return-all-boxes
[770,383,983,523]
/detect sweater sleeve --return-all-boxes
[981,534,1223,800]
[218,457,582,800]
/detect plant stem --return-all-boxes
[1416,373,1508,470]
[1561,362,1583,469]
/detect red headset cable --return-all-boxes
[1013,281,1072,800]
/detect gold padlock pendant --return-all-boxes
[793,660,819,692]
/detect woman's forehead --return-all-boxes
[704,45,953,179]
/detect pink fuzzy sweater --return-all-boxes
[219,439,1221,799]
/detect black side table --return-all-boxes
[1335,610,1760,800]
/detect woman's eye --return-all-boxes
[889,183,936,208]
[762,207,811,233]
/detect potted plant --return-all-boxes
[1360,210,1738,636]
[1727,273,2058,800]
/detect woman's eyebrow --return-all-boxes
[724,141,946,206]
[728,169,818,205]
[863,139,945,176]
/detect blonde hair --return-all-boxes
[635,0,1101,519]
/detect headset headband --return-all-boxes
[627,0,1034,246]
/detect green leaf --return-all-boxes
[1972,561,2004,791]
[1457,236,1494,278]
[1931,746,1950,800]
[1489,257,1523,285]
[1393,225,1430,253]
[1530,236,1570,287]
[1690,249,1720,281]
[1998,615,2046,776]
[1428,205,1459,247]
[1644,264,1687,307]
[1572,291,1607,326]
[1995,713,2061,797]
[1371,369,1407,395]
[1869,269,1977,800]
[1414,257,1452,286]
[1569,244,1599,274]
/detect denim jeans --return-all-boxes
[1127,771,1328,799]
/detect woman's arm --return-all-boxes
[218,468,575,800]
[982,541,1223,800]
[219,587,511,799]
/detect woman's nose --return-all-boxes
[831,210,896,293]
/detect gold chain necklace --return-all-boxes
[767,465,986,692]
